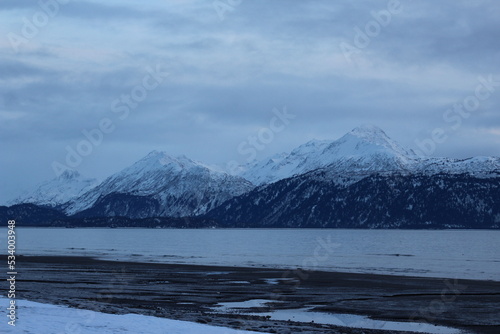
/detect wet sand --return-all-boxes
[2,255,499,334]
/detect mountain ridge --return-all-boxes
[10,170,99,207]
[236,125,498,185]
[60,150,254,218]
[7,125,499,228]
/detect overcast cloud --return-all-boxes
[1,0,499,203]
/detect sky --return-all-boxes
[1,0,499,204]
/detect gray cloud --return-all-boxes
[0,0,499,203]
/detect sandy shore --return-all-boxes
[1,255,499,334]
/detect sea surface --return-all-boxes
[2,228,499,281]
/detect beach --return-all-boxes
[1,255,499,334]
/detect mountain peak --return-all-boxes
[10,170,97,207]
[290,139,331,156]
[62,151,254,217]
[349,124,386,137]
[143,150,172,160]
[351,124,383,131]
[138,151,194,167]
[338,125,415,159]
[241,125,418,185]
[59,169,81,180]
[144,149,163,157]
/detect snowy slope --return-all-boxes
[10,170,98,207]
[417,155,500,178]
[62,151,254,217]
[240,125,420,185]
[239,125,499,185]
[0,297,268,334]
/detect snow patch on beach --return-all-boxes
[0,297,268,334]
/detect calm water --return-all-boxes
[1,228,499,281]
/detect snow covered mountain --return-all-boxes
[239,125,419,185]
[238,125,499,185]
[10,170,98,207]
[62,151,254,218]
[416,155,500,178]
[207,171,500,228]
[6,125,499,227]
[206,125,499,228]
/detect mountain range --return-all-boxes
[3,125,499,228]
